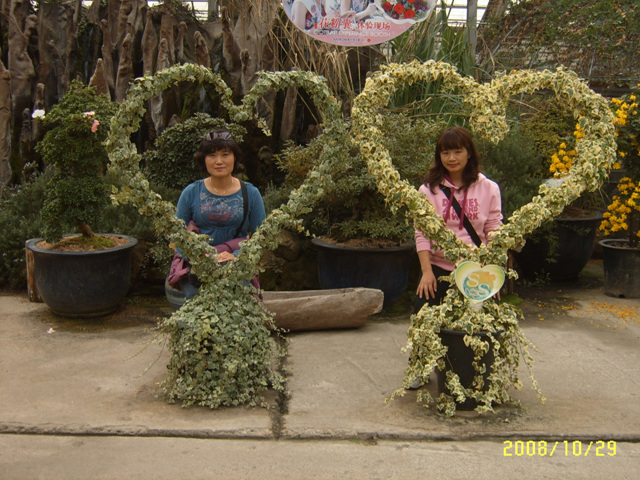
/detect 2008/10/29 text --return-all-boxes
[503,440,617,457]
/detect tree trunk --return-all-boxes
[481,0,510,22]
[8,0,36,183]
[115,32,133,102]
[0,55,10,190]
[36,0,81,105]
[142,10,158,75]
[89,58,110,96]
[467,0,477,71]
[1,0,379,190]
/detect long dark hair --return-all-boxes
[424,126,481,192]
[194,129,243,174]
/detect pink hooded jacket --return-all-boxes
[415,173,502,271]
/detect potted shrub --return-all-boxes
[275,114,443,307]
[26,81,137,317]
[599,84,640,298]
[512,123,605,282]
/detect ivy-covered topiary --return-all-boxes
[351,60,616,415]
[106,64,346,408]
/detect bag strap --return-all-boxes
[440,185,482,247]
[234,180,249,238]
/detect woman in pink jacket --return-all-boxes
[414,127,503,312]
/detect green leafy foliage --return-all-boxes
[483,0,639,82]
[0,170,51,289]
[389,3,475,118]
[480,127,548,219]
[106,62,616,416]
[0,167,163,290]
[600,85,640,245]
[142,113,247,190]
[161,282,285,408]
[520,99,577,164]
[107,65,344,408]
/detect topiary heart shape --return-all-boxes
[351,60,617,271]
[106,64,349,409]
[353,61,617,414]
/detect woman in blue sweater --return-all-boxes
[173,130,266,298]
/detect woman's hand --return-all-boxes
[216,251,236,263]
[416,250,437,299]
[417,269,437,300]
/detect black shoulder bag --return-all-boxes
[234,180,249,238]
[440,185,482,247]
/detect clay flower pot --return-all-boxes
[26,234,138,317]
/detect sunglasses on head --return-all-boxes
[205,131,233,141]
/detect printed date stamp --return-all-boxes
[503,440,617,457]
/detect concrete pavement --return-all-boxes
[1,260,639,479]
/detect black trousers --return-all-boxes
[413,265,453,313]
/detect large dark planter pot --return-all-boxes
[435,328,498,410]
[26,234,138,317]
[600,239,640,298]
[514,213,602,282]
[311,238,415,308]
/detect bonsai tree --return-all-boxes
[600,85,640,246]
[35,81,118,244]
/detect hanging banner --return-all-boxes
[282,0,436,47]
